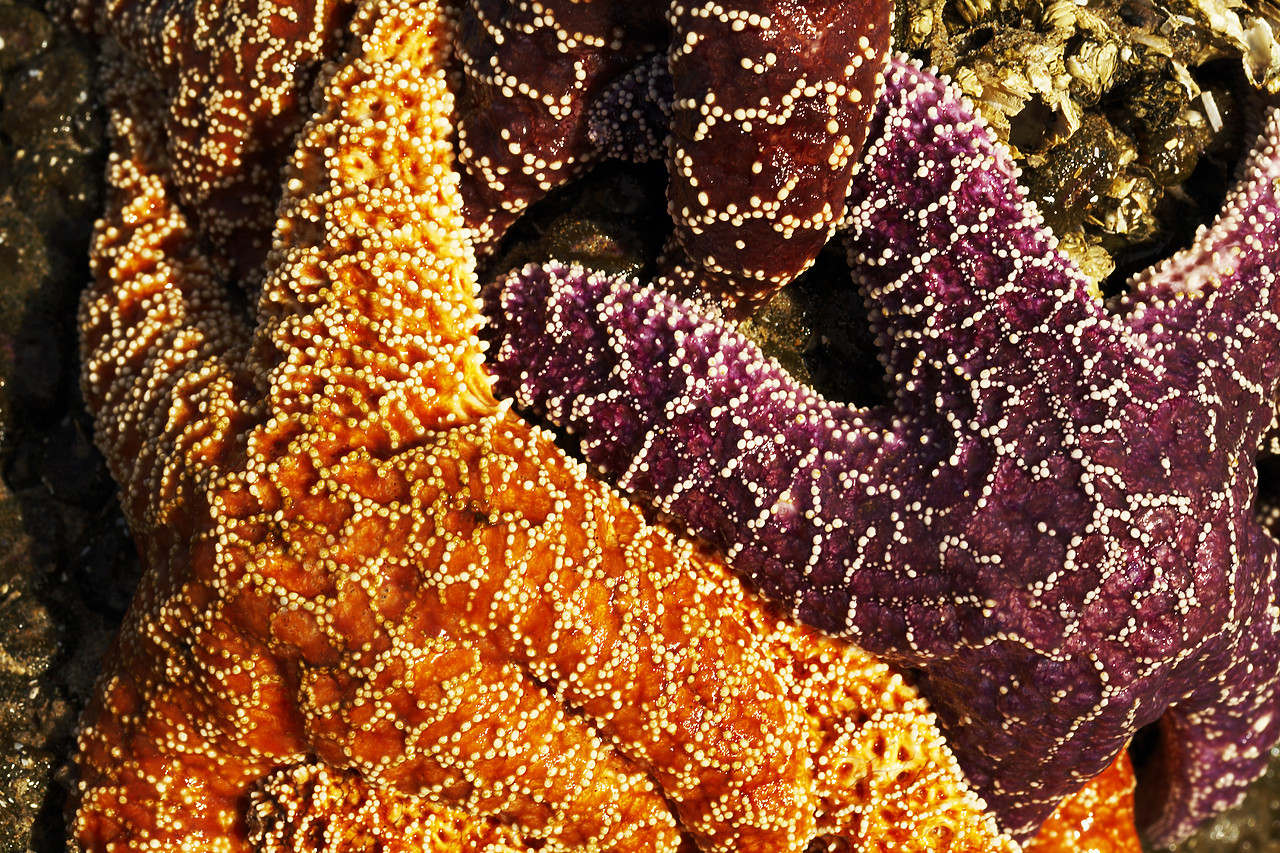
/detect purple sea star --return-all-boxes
[484,56,1280,845]
[452,0,891,313]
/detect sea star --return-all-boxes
[65,0,1017,850]
[57,0,352,284]
[1023,750,1137,853]
[452,0,892,313]
[483,57,1280,844]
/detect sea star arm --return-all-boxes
[73,50,312,852]
[453,0,661,252]
[1113,110,1280,454]
[836,63,1280,843]
[1024,749,1139,853]
[453,0,894,311]
[840,58,1138,422]
[1133,523,1280,843]
[60,0,351,281]
[663,0,890,312]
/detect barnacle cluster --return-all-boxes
[897,0,1280,283]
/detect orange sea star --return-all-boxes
[68,0,1017,850]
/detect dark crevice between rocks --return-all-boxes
[0,2,122,852]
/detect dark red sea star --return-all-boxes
[452,0,892,313]
[484,57,1280,844]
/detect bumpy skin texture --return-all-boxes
[248,762,528,852]
[1025,751,1140,853]
[58,0,352,283]
[65,2,1019,851]
[663,0,888,310]
[484,57,1280,845]
[452,0,660,249]
[452,0,891,313]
